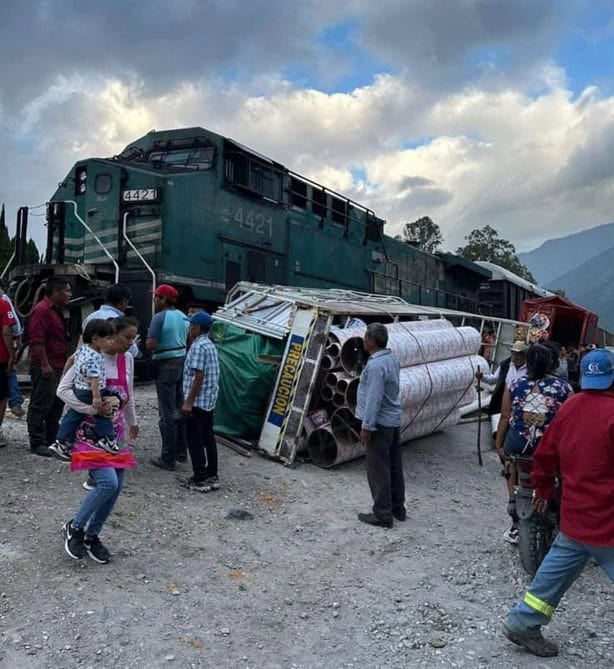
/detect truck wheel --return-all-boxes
[518,514,556,577]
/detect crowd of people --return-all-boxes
[0,279,220,564]
[1,283,611,659]
[355,324,613,658]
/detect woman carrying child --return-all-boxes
[49,319,117,460]
[58,316,140,563]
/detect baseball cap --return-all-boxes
[151,284,178,301]
[510,341,529,353]
[189,311,212,328]
[581,349,614,390]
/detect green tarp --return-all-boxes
[210,321,284,439]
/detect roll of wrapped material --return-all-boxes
[340,326,481,375]
[399,410,462,443]
[328,318,453,347]
[346,355,487,412]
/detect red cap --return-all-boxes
[151,284,178,301]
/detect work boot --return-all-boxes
[358,512,393,529]
[503,624,559,657]
[392,507,407,521]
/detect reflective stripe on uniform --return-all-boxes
[524,592,555,617]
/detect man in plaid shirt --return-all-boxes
[179,312,220,492]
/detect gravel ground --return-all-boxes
[1,384,612,669]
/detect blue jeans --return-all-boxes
[56,387,115,442]
[503,428,532,456]
[73,468,124,537]
[8,369,23,409]
[153,357,186,464]
[507,532,614,633]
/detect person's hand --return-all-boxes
[92,396,102,409]
[128,425,139,441]
[475,369,483,381]
[182,401,193,416]
[41,363,53,378]
[97,398,114,417]
[532,495,549,514]
[6,356,15,374]
[359,429,372,446]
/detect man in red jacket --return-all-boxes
[503,348,614,657]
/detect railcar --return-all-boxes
[474,261,552,321]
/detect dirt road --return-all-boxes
[1,386,612,668]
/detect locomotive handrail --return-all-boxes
[64,200,119,283]
[122,212,156,318]
[368,268,493,316]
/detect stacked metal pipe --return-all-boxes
[307,319,487,468]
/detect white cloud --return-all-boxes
[2,67,613,255]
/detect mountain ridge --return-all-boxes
[518,222,614,333]
[517,221,614,286]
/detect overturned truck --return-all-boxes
[212,282,527,468]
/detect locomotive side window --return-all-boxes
[224,145,282,202]
[149,146,214,170]
[290,177,307,209]
[312,188,327,218]
[95,174,113,194]
[331,196,346,224]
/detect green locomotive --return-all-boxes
[9,126,489,335]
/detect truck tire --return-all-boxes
[518,514,557,577]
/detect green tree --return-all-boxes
[397,216,443,254]
[455,225,536,283]
[0,204,11,271]
[0,203,41,273]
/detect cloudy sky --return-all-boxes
[1,0,613,254]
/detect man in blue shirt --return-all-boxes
[179,311,220,493]
[356,323,405,528]
[82,283,140,358]
[146,284,189,469]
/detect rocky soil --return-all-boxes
[1,385,612,668]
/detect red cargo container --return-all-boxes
[520,295,599,345]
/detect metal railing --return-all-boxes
[369,269,494,315]
[122,212,157,318]
[64,200,119,283]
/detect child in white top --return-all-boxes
[49,319,117,459]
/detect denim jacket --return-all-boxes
[355,349,401,430]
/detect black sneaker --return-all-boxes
[503,624,559,657]
[95,436,119,454]
[48,439,72,462]
[62,520,86,559]
[205,475,220,490]
[84,535,110,564]
[178,476,211,492]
